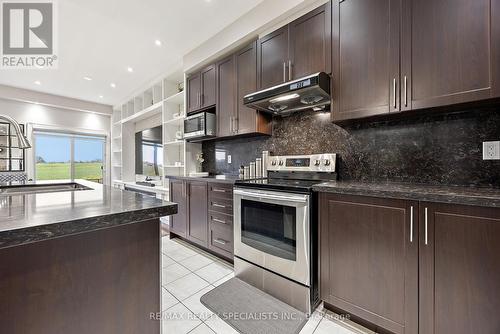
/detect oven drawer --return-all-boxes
[208,183,233,199]
[209,210,233,228]
[208,222,233,259]
[208,197,233,215]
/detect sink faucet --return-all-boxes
[0,114,31,149]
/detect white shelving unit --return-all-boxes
[111,109,123,182]
[111,72,203,191]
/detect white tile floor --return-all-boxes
[161,235,371,334]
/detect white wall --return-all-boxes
[0,97,111,183]
[183,0,328,72]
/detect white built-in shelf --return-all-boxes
[113,136,122,140]
[113,121,121,126]
[163,140,184,146]
[112,150,122,153]
[164,91,184,104]
[113,164,122,168]
[163,116,185,124]
[121,100,163,124]
[164,164,184,168]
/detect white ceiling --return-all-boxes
[0,0,264,106]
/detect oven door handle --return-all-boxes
[233,189,308,204]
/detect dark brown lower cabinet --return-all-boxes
[169,179,234,261]
[169,179,188,237]
[419,202,500,334]
[319,193,418,334]
[187,181,208,247]
[320,192,500,334]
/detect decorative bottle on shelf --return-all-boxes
[262,151,269,177]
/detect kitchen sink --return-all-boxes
[0,183,92,195]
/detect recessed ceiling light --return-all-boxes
[155,40,162,46]
[34,80,41,85]
[83,76,93,81]
[99,95,104,99]
[205,0,212,2]
[110,83,116,88]
[127,67,134,73]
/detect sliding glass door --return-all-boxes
[35,132,105,183]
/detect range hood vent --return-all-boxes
[243,72,330,115]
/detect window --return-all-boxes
[142,142,163,176]
[35,132,105,183]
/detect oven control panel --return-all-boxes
[268,154,336,172]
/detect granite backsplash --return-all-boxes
[202,107,500,188]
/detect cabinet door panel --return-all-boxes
[169,180,187,237]
[257,26,289,90]
[217,56,236,137]
[187,181,208,247]
[289,2,331,79]
[332,0,400,121]
[405,0,500,110]
[236,41,258,135]
[319,194,417,334]
[419,203,500,334]
[201,65,216,109]
[187,74,201,114]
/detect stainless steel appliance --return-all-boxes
[183,112,216,141]
[243,72,331,115]
[233,153,337,313]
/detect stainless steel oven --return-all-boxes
[183,112,216,141]
[234,188,310,286]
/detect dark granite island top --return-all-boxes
[0,179,177,249]
[313,181,500,208]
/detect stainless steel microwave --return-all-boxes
[183,112,216,141]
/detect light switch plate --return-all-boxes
[483,141,500,160]
[227,155,232,164]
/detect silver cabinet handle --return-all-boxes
[214,238,227,245]
[212,188,227,193]
[229,116,233,133]
[404,75,408,107]
[212,203,226,208]
[283,62,287,82]
[393,78,397,109]
[201,93,204,106]
[424,207,428,245]
[212,218,227,224]
[233,117,238,133]
[288,60,292,80]
[410,205,414,243]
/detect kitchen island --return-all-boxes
[0,180,177,334]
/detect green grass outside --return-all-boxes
[36,162,103,181]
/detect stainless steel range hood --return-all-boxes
[243,72,330,115]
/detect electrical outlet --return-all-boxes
[483,141,500,160]
[227,155,232,164]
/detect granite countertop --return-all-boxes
[166,174,241,184]
[313,181,500,208]
[0,180,177,249]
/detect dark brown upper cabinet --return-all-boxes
[257,2,332,90]
[187,73,201,114]
[419,202,500,334]
[216,55,236,137]
[257,26,289,90]
[402,0,500,111]
[288,3,331,80]
[320,193,418,334]
[332,0,500,122]
[331,0,401,122]
[187,64,216,114]
[217,41,272,138]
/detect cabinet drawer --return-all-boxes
[209,210,233,228]
[208,183,233,199]
[208,222,233,258]
[208,197,233,215]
